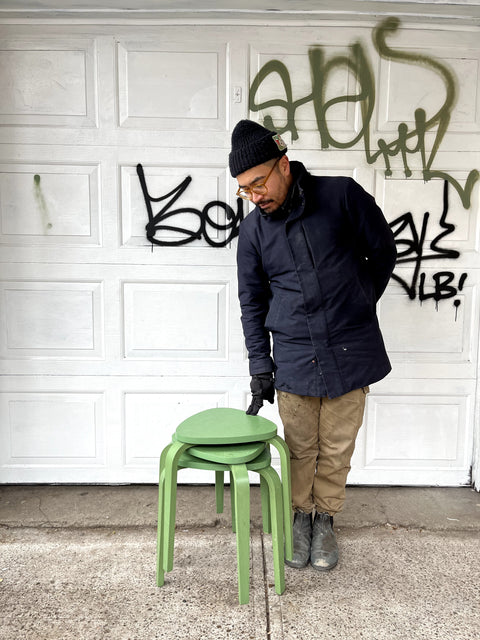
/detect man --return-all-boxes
[230,119,396,571]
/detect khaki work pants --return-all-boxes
[277,387,368,516]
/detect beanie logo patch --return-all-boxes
[272,133,287,151]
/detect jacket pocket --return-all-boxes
[264,293,282,331]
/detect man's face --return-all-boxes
[236,156,292,215]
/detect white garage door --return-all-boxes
[0,18,479,485]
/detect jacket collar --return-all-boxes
[285,161,308,223]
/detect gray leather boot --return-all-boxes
[310,512,338,571]
[285,510,312,569]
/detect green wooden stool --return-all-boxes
[160,408,292,571]
[156,408,293,604]
[157,444,285,604]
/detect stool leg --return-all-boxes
[268,435,293,561]
[156,443,171,586]
[230,470,236,533]
[259,466,285,596]
[163,441,191,572]
[260,475,271,534]
[230,464,250,605]
[215,470,224,513]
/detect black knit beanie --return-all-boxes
[229,119,288,177]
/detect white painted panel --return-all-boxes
[364,393,470,469]
[0,392,104,466]
[117,40,227,130]
[379,284,476,363]
[128,51,217,118]
[123,391,228,466]
[0,164,101,246]
[377,48,480,133]
[0,281,104,359]
[0,38,97,127]
[123,281,228,359]
[121,164,233,248]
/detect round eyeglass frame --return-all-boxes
[235,158,280,201]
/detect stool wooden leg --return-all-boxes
[230,464,250,605]
[215,470,225,513]
[163,441,191,572]
[156,442,174,586]
[156,467,166,585]
[260,475,271,534]
[259,466,285,596]
[230,470,236,532]
[268,435,293,561]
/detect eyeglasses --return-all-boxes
[236,158,279,201]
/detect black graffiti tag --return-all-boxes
[390,180,467,313]
[136,163,244,247]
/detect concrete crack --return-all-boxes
[373,487,389,525]
[37,496,52,527]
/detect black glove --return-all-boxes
[246,373,275,416]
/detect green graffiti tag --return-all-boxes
[249,17,479,209]
[33,174,52,231]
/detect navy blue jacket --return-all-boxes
[236,161,397,399]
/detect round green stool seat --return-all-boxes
[175,407,277,444]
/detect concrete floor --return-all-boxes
[1,485,479,640]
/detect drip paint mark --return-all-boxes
[33,174,52,232]
[454,273,468,320]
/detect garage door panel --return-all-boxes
[379,282,478,368]
[122,280,228,360]
[116,39,228,130]
[0,163,101,246]
[0,37,97,128]
[0,391,105,467]
[349,379,475,485]
[0,280,104,360]
[364,395,469,468]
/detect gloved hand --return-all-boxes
[246,373,275,416]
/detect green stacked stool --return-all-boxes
[156,407,293,605]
